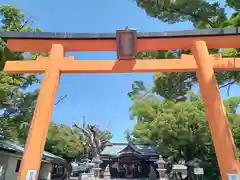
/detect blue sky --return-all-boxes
[1,0,239,142]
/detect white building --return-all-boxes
[0,138,66,180]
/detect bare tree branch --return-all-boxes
[72,120,110,158]
[219,80,236,96]
[219,80,236,89]
[72,121,93,142]
[54,95,67,106]
[227,83,232,96]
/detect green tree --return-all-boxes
[0,5,43,142]
[45,123,87,161]
[227,0,240,10]
[135,0,226,28]
[129,85,240,179]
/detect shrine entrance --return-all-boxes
[114,155,158,179]
[111,155,153,179]
[2,28,240,180]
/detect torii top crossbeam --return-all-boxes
[3,27,240,74]
[2,27,240,52]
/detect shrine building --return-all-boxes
[100,141,160,179]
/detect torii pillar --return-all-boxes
[16,44,66,179]
[191,40,240,179]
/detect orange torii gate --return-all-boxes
[2,28,240,180]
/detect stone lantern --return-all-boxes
[172,164,188,179]
[104,165,110,178]
[91,155,102,179]
[156,155,167,180]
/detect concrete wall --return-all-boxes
[0,152,21,180]
[0,154,8,180]
[5,156,19,180]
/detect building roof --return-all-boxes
[101,142,158,158]
[0,27,239,40]
[0,138,66,164]
[101,144,127,156]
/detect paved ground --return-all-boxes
[66,175,151,180]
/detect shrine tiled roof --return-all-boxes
[101,143,127,156]
[101,142,158,157]
[134,144,158,156]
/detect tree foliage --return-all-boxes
[0,5,41,141]
[135,0,225,27]
[227,0,240,10]
[45,123,87,161]
[129,84,240,179]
